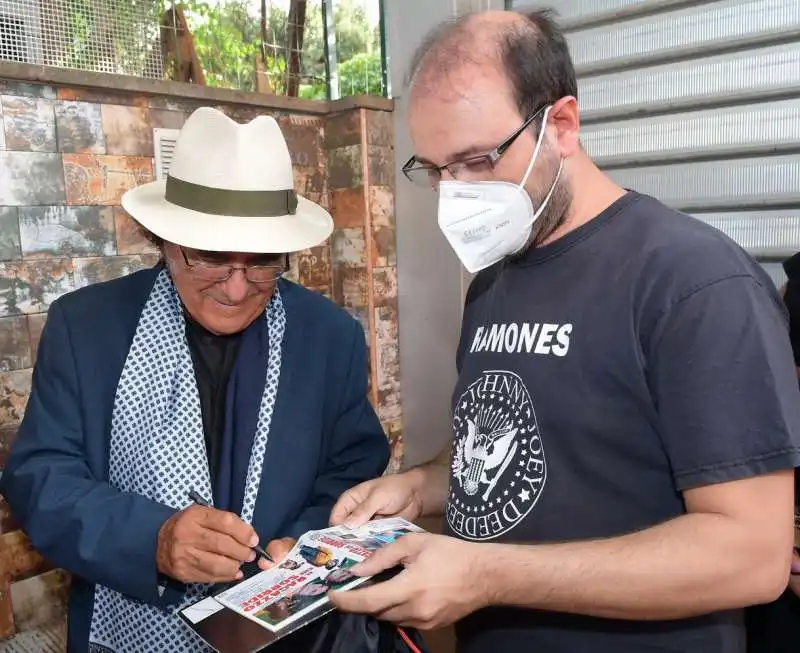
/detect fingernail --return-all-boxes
[235,571,243,580]
[250,535,259,547]
[248,551,256,562]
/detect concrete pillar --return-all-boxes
[384,0,504,467]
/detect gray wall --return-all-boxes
[510,0,800,287]
[385,0,502,467]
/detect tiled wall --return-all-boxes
[0,77,400,648]
[326,108,403,465]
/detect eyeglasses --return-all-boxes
[180,247,288,283]
[402,105,547,188]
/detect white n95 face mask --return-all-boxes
[437,106,563,274]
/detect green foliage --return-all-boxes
[177,0,261,91]
[162,0,385,98]
[337,51,383,97]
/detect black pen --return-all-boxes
[187,490,273,563]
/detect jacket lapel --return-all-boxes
[249,281,305,541]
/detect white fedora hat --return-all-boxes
[121,107,333,253]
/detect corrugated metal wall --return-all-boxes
[510,0,800,287]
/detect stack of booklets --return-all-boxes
[179,517,423,652]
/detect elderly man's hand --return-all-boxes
[328,533,491,630]
[157,505,260,584]
[257,537,297,571]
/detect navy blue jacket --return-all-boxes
[1,267,390,651]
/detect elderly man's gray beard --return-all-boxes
[508,158,572,262]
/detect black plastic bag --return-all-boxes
[267,612,429,653]
[308,613,428,653]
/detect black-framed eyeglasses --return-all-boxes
[401,105,547,188]
[180,247,288,283]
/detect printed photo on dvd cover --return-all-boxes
[213,517,423,633]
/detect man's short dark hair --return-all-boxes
[408,9,578,129]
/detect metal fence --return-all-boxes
[0,0,164,78]
[0,0,388,99]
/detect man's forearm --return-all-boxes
[481,512,791,620]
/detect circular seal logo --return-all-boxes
[447,370,546,541]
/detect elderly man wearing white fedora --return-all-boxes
[1,107,390,653]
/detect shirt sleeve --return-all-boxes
[646,274,800,490]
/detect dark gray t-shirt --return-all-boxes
[445,191,800,653]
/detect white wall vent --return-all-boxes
[153,128,180,181]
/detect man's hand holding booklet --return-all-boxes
[179,517,426,651]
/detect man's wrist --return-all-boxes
[471,542,513,608]
[405,464,445,517]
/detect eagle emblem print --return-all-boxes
[448,370,547,540]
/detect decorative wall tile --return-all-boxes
[0,614,65,650]
[330,188,366,229]
[367,146,394,188]
[325,111,362,150]
[0,153,65,207]
[101,105,152,157]
[0,316,31,372]
[369,186,396,267]
[27,314,46,366]
[0,208,21,261]
[296,245,331,289]
[280,115,322,168]
[373,267,402,424]
[19,206,115,258]
[0,369,32,428]
[293,168,326,206]
[10,569,69,633]
[0,579,14,640]
[74,255,159,288]
[333,267,368,310]
[0,101,5,151]
[148,96,204,114]
[1,97,56,152]
[0,427,17,469]
[366,110,393,148]
[307,286,332,300]
[57,87,146,108]
[382,419,404,474]
[54,101,105,154]
[63,154,152,205]
[375,309,402,423]
[0,259,75,317]
[114,208,158,255]
[0,495,18,534]
[0,81,55,100]
[346,306,369,338]
[218,105,267,124]
[332,228,367,268]
[284,253,300,284]
[327,146,363,189]
[373,265,398,306]
[150,109,186,130]
[0,524,47,579]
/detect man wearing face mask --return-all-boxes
[327,8,800,653]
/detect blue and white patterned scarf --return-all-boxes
[88,269,286,652]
